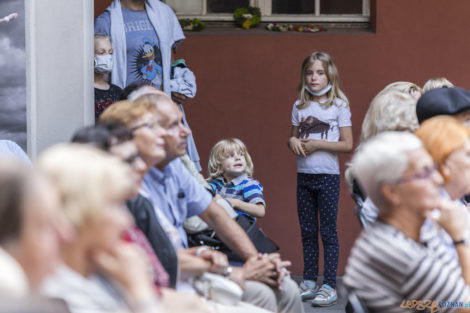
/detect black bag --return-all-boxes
[187,215,279,262]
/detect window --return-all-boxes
[165,0,370,23]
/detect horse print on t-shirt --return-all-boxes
[299,116,332,139]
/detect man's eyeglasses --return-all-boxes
[397,164,438,184]
[130,120,160,132]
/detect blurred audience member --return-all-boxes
[0,140,31,166]
[347,89,418,227]
[360,90,418,143]
[345,132,470,313]
[416,116,470,257]
[382,81,422,99]
[39,144,164,313]
[72,123,176,288]
[0,158,64,295]
[422,77,454,93]
[417,86,470,127]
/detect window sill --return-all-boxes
[177,14,369,23]
[183,21,372,36]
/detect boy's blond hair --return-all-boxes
[208,138,254,181]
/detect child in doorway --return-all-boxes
[288,51,353,306]
[94,34,122,121]
[207,138,266,219]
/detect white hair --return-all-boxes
[350,132,422,210]
[422,77,454,93]
[128,86,160,101]
[382,81,422,95]
[360,90,418,142]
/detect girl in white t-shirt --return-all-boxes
[288,51,352,307]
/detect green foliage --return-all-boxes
[233,7,261,29]
[179,18,206,31]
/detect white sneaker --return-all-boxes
[299,280,318,301]
[311,284,337,307]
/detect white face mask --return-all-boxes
[94,54,113,74]
[305,83,332,97]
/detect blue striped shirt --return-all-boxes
[209,174,265,219]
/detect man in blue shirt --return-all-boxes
[142,97,258,259]
[141,94,303,313]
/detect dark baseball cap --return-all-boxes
[416,86,470,124]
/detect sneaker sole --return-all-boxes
[311,299,337,307]
[301,294,317,301]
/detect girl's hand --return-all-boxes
[301,139,320,155]
[288,137,306,157]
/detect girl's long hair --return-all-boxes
[297,51,349,109]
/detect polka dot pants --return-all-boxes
[297,173,339,288]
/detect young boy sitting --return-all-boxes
[207,138,266,219]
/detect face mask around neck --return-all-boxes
[305,83,332,97]
[94,54,113,74]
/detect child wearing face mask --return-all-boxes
[207,138,266,220]
[94,34,122,121]
[288,52,353,306]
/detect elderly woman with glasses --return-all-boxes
[38,144,163,313]
[344,132,470,313]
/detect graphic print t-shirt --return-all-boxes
[291,98,351,174]
[94,8,163,89]
[122,8,162,89]
[94,84,122,121]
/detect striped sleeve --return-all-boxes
[404,243,468,313]
[208,180,222,193]
[344,222,469,313]
[243,178,265,206]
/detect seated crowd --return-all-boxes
[344,78,470,313]
[2,0,470,311]
[0,87,304,313]
[4,70,470,313]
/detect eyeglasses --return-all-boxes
[397,164,438,184]
[130,120,161,132]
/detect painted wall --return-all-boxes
[94,0,470,275]
[27,0,94,158]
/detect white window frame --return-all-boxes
[171,0,370,23]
